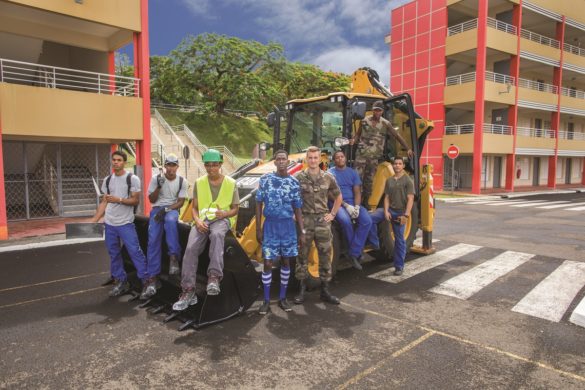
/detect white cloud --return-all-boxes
[310,45,391,86]
[180,0,213,18]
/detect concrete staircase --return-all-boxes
[60,166,98,217]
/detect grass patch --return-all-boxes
[158,109,272,160]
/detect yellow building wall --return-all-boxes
[518,88,559,107]
[558,139,585,151]
[527,0,585,27]
[484,81,516,105]
[520,38,561,63]
[563,52,585,73]
[560,95,585,112]
[0,83,143,143]
[515,136,555,150]
[486,29,517,55]
[444,84,476,105]
[5,0,141,32]
[483,133,513,154]
[446,30,477,56]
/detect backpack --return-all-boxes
[157,174,184,199]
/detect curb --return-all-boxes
[437,188,582,203]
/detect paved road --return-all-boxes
[1,193,584,388]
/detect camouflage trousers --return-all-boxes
[296,214,332,282]
[354,155,379,206]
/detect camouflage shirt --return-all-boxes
[356,115,401,158]
[294,169,341,214]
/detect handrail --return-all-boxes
[485,71,515,85]
[520,29,560,49]
[487,17,517,35]
[172,124,207,155]
[445,123,512,135]
[516,127,555,138]
[0,57,139,97]
[208,145,244,170]
[561,87,585,100]
[518,78,558,94]
[447,19,478,36]
[446,72,476,86]
[563,42,585,58]
[558,130,585,141]
[483,123,512,135]
[445,124,474,135]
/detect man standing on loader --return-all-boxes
[255,150,304,315]
[294,146,343,305]
[98,150,148,297]
[141,154,188,300]
[172,149,239,311]
[351,100,413,205]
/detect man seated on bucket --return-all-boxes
[141,153,188,300]
[172,149,239,311]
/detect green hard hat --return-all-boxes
[202,148,223,163]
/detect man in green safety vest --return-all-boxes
[172,149,240,311]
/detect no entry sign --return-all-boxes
[447,145,460,160]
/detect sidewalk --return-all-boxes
[437,185,584,203]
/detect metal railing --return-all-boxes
[487,17,517,35]
[445,124,475,135]
[520,29,560,49]
[446,72,476,86]
[445,123,512,135]
[516,127,555,138]
[0,57,139,97]
[171,124,207,156]
[152,102,260,117]
[483,123,512,135]
[447,19,478,36]
[518,78,558,94]
[558,130,585,141]
[563,42,585,57]
[485,71,515,85]
[561,87,585,99]
[208,145,244,171]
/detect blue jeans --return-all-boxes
[369,208,406,269]
[146,207,181,278]
[105,223,148,282]
[336,206,373,258]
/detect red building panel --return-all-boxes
[417,14,431,33]
[403,37,416,56]
[404,2,417,21]
[416,53,430,70]
[418,32,430,52]
[404,20,416,38]
[416,69,429,88]
[391,59,403,76]
[403,56,416,73]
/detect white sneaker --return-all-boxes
[172,289,198,311]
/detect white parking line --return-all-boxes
[512,261,585,322]
[368,243,481,284]
[536,202,585,209]
[430,251,534,300]
[510,201,570,208]
[565,205,585,211]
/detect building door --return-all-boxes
[534,118,542,137]
[568,122,574,140]
[565,159,572,184]
[532,158,540,186]
[493,156,502,188]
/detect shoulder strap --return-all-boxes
[177,176,184,198]
[106,174,113,195]
[126,173,133,197]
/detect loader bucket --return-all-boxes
[121,216,260,330]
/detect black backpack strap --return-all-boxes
[177,176,184,198]
[126,173,133,197]
[105,174,113,195]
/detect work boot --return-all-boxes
[293,280,307,304]
[320,281,340,305]
[258,301,271,315]
[169,255,180,276]
[278,298,293,312]
[172,288,198,311]
[349,255,363,271]
[393,268,403,276]
[140,277,161,300]
[109,279,130,297]
[206,275,221,296]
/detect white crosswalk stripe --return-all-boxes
[511,260,585,322]
[457,199,585,211]
[429,251,534,300]
[565,205,585,211]
[510,200,571,208]
[368,243,481,284]
[368,243,585,327]
[535,202,585,209]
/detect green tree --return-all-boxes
[171,33,286,114]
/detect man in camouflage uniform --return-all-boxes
[352,100,413,207]
[294,146,343,305]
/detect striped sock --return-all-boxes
[262,271,272,302]
[280,266,290,300]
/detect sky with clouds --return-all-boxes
[148,0,411,85]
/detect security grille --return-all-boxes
[3,142,111,220]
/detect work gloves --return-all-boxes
[157,175,166,188]
[344,203,360,219]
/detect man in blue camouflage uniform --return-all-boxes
[255,150,304,315]
[294,146,343,305]
[351,100,413,206]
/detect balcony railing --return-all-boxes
[447,19,478,36]
[518,78,558,94]
[516,127,555,138]
[445,123,512,135]
[483,123,512,135]
[558,130,585,141]
[0,58,139,97]
[561,87,585,100]
[520,29,560,49]
[487,17,517,35]
[563,42,585,58]
[445,72,476,86]
[485,71,515,85]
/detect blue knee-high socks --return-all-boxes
[262,271,271,302]
[280,266,290,300]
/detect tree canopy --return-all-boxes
[148,33,351,114]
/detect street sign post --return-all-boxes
[447,145,460,195]
[183,146,190,180]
